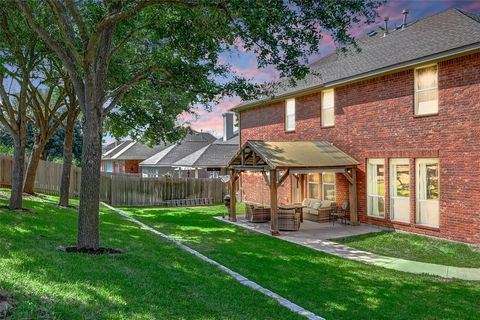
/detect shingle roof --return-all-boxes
[229,141,359,169]
[139,131,216,166]
[102,140,170,161]
[173,134,240,168]
[234,8,480,112]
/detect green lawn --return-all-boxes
[0,191,303,320]
[121,205,480,320]
[334,231,480,268]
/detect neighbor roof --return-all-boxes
[234,8,480,112]
[174,134,240,168]
[228,141,359,169]
[140,131,216,166]
[102,140,171,161]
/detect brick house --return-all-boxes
[230,9,480,244]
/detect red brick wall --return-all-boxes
[239,52,480,244]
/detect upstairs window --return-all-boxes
[285,98,296,131]
[415,65,438,115]
[321,89,334,127]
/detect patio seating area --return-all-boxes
[219,214,383,240]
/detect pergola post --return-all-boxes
[270,169,279,235]
[349,167,359,226]
[229,168,237,222]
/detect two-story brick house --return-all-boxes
[231,9,480,244]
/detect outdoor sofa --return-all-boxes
[301,198,337,222]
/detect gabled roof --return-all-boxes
[139,131,216,167]
[102,140,171,161]
[234,8,480,112]
[228,141,359,169]
[173,134,240,168]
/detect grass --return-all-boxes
[0,190,304,320]
[334,231,480,268]
[120,205,480,320]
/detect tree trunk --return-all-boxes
[9,138,26,210]
[59,115,75,207]
[23,140,46,194]
[77,111,102,249]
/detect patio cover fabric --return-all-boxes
[228,141,359,170]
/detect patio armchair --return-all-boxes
[278,208,301,231]
[245,204,271,223]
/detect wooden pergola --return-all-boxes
[227,141,360,235]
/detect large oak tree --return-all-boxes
[16,0,381,249]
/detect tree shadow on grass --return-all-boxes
[124,206,480,320]
[0,199,304,320]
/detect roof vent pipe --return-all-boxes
[402,9,409,30]
[383,17,389,37]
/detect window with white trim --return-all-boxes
[367,159,385,217]
[105,161,113,173]
[322,172,335,201]
[390,159,410,222]
[321,89,334,127]
[415,65,438,115]
[307,173,320,199]
[416,158,439,227]
[285,98,295,131]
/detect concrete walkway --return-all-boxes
[103,203,325,320]
[217,216,480,281]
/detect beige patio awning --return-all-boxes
[228,140,359,170]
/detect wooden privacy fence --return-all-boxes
[100,174,226,206]
[0,153,227,206]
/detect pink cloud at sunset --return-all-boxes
[187,0,480,137]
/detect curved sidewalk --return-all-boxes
[217,217,480,281]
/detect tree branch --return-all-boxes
[103,66,171,114]
[65,0,89,47]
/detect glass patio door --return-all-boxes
[390,159,410,222]
[367,159,385,217]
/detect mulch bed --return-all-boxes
[57,246,123,255]
[0,289,18,319]
[0,206,34,214]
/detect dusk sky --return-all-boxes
[185,0,480,138]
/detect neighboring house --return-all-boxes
[140,131,216,177]
[173,113,240,178]
[231,9,480,244]
[101,141,168,174]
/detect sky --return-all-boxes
[185,0,480,138]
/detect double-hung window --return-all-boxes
[321,89,334,127]
[416,159,440,227]
[322,172,335,201]
[307,174,320,199]
[285,98,296,131]
[415,65,438,115]
[390,159,410,222]
[367,159,385,217]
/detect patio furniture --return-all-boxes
[301,198,338,222]
[278,208,301,231]
[278,204,304,222]
[245,203,271,223]
[337,200,350,225]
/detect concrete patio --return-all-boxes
[216,215,480,281]
[220,215,384,240]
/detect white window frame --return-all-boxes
[414,64,438,116]
[416,158,440,227]
[307,173,321,199]
[321,172,335,201]
[321,88,335,127]
[389,158,410,222]
[105,160,113,173]
[367,159,385,218]
[285,98,296,132]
